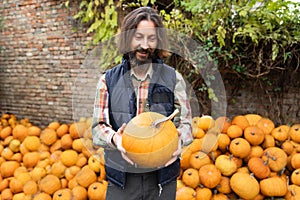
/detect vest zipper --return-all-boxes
[158,183,163,197]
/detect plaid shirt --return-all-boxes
[93,65,193,148]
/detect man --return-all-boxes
[92,6,193,200]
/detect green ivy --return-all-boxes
[70,0,300,104]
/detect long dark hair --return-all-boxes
[118,7,170,58]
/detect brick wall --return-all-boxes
[0,0,299,127]
[0,0,96,127]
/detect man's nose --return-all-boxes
[140,38,150,49]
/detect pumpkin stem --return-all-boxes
[229,154,233,160]
[287,176,296,196]
[213,189,218,195]
[264,152,270,165]
[210,152,215,162]
[277,167,286,176]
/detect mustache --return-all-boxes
[134,47,153,54]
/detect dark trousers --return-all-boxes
[105,171,177,200]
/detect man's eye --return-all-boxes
[135,35,143,40]
[149,36,157,42]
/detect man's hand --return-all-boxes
[112,123,135,165]
[164,133,182,167]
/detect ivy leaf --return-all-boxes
[216,26,226,47]
[87,19,102,33]
[271,43,279,61]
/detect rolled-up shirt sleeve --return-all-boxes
[173,71,193,146]
[92,74,116,149]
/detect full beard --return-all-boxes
[128,48,156,68]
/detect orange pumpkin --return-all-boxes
[1,161,20,178]
[231,115,249,130]
[22,152,40,168]
[180,148,193,169]
[248,157,270,179]
[229,138,251,159]
[262,147,287,172]
[69,122,87,139]
[230,172,260,199]
[216,176,232,194]
[285,184,300,200]
[192,126,205,139]
[56,124,69,137]
[281,141,295,155]
[27,125,41,136]
[176,186,196,200]
[260,176,287,197]
[215,116,231,133]
[262,134,275,148]
[75,165,97,188]
[256,117,275,135]
[226,125,243,139]
[291,169,300,186]
[195,187,212,200]
[39,174,61,195]
[194,115,215,131]
[199,164,221,188]
[23,136,41,151]
[122,112,179,168]
[244,126,265,146]
[1,188,13,200]
[189,151,211,170]
[182,168,200,188]
[23,180,38,195]
[53,188,72,200]
[33,192,52,200]
[245,145,264,161]
[12,124,28,141]
[215,154,237,176]
[271,125,290,142]
[60,134,73,150]
[187,138,203,153]
[72,185,88,200]
[60,149,79,167]
[201,127,219,153]
[0,126,12,139]
[289,124,300,143]
[244,114,262,126]
[87,181,108,200]
[40,128,57,146]
[291,153,300,169]
[217,133,231,152]
[211,193,229,200]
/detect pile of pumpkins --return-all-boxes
[177,114,300,200]
[0,113,107,200]
[1,112,300,200]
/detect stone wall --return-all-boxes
[0,0,299,128]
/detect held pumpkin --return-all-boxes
[122,112,179,168]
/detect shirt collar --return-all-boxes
[130,63,153,81]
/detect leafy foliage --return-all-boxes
[70,0,300,121]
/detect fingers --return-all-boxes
[121,152,135,166]
[164,156,177,167]
[117,123,126,134]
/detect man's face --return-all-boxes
[130,20,157,65]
